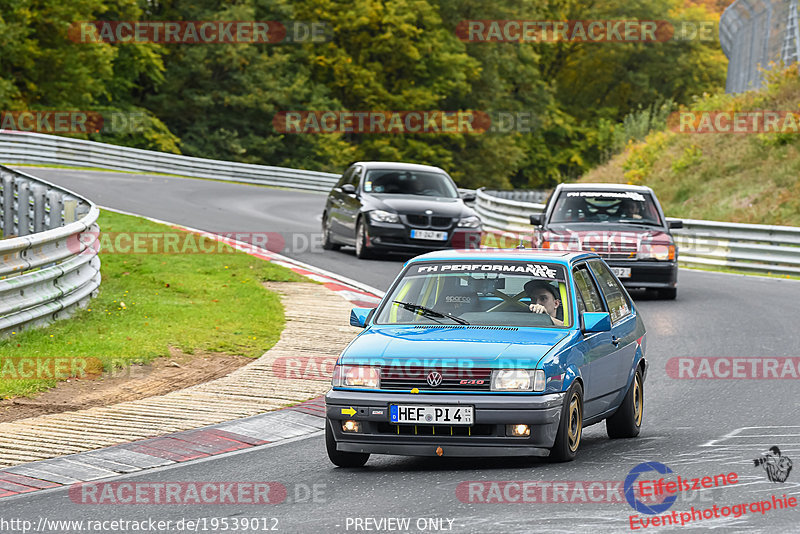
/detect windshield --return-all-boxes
[375,261,571,328]
[363,170,458,198]
[550,191,663,226]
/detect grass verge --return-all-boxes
[0,209,307,399]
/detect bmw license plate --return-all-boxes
[410,229,448,241]
[390,405,473,425]
[612,267,632,278]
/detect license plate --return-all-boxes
[410,229,448,241]
[390,405,473,425]
[612,267,632,278]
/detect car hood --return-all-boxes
[368,194,468,217]
[340,326,571,368]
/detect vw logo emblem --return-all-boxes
[426,371,443,387]
[425,209,433,215]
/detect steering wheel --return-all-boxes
[486,290,530,312]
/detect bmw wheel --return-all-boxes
[322,215,340,250]
[355,219,372,259]
[549,381,583,462]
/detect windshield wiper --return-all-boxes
[617,220,662,227]
[392,301,469,325]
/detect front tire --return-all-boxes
[549,381,583,462]
[355,219,372,259]
[326,419,369,467]
[606,367,644,439]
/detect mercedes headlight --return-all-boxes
[369,210,399,223]
[638,244,675,261]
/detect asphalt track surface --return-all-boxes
[2,168,799,533]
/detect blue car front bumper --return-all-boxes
[325,389,565,457]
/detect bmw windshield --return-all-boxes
[363,170,459,198]
[375,261,571,328]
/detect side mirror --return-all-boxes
[350,307,375,328]
[341,184,356,194]
[668,219,683,229]
[581,312,611,333]
[460,191,476,203]
[529,213,543,226]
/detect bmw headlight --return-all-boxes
[332,365,380,388]
[491,369,545,391]
[457,215,481,228]
[369,210,399,223]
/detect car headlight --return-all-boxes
[457,216,481,228]
[491,369,545,391]
[638,244,675,261]
[332,365,380,388]
[369,210,399,223]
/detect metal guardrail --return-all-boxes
[0,164,101,337]
[720,0,799,93]
[0,130,340,192]
[476,188,800,277]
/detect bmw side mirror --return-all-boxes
[668,219,683,229]
[350,307,375,328]
[581,312,611,333]
[460,191,476,203]
[529,213,543,226]
[341,184,356,195]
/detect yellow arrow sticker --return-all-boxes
[341,407,356,417]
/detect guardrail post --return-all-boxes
[16,180,31,237]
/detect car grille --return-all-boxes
[404,215,453,228]
[380,366,492,391]
[376,423,494,436]
[406,214,428,227]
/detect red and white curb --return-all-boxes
[0,208,386,499]
[0,398,326,498]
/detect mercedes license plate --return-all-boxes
[612,267,632,278]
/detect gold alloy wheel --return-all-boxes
[633,372,643,427]
[567,393,582,452]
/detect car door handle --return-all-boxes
[611,336,620,346]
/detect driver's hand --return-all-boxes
[529,304,547,314]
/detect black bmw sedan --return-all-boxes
[321,162,482,259]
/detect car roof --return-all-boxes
[354,161,448,173]
[557,182,654,193]
[406,248,599,266]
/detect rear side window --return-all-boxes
[573,266,604,313]
[589,260,631,322]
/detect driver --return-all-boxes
[524,280,563,326]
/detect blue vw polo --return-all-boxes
[325,249,647,466]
